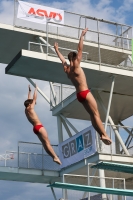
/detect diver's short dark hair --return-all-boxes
[68,51,77,61]
[24,99,33,108]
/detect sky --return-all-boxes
[0,0,133,199]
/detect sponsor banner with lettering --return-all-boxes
[59,126,97,168]
[17,1,64,25]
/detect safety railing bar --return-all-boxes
[103,123,133,129]
[47,22,132,41]
[18,141,58,146]
[52,83,75,88]
[115,27,132,37]
[89,176,125,180]
[64,173,125,180]
[64,11,132,27]
[64,174,88,177]
[29,42,89,54]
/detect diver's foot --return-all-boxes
[100,135,112,145]
[53,156,62,165]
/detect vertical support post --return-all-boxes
[49,82,57,106]
[57,116,63,143]
[115,125,121,154]
[63,175,68,200]
[18,142,19,168]
[28,42,30,51]
[115,24,118,47]
[97,20,101,69]
[46,22,49,54]
[99,169,107,199]
[124,179,126,200]
[112,178,114,200]
[78,16,82,38]
[87,164,90,200]
[121,25,123,48]
[28,153,30,168]
[85,17,87,40]
[5,155,6,167]
[127,32,129,50]
[104,76,115,132]
[13,0,16,27]
[95,132,100,152]
[61,84,63,102]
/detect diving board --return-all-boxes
[47,182,133,196]
[5,50,133,97]
[91,161,133,174]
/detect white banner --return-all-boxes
[17,1,64,25]
[59,126,97,169]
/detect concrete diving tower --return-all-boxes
[1,10,133,199]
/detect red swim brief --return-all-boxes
[77,89,90,102]
[33,124,43,134]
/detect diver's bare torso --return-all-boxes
[25,106,41,126]
[66,62,88,93]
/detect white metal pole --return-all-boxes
[61,118,73,137]
[28,153,29,168]
[13,0,16,27]
[97,20,101,69]
[38,37,57,106]
[104,76,115,131]
[95,91,129,155]
[63,174,68,200]
[99,169,107,199]
[87,164,90,200]
[57,116,63,143]
[108,116,130,155]
[60,114,78,134]
[5,155,6,167]
[39,36,56,53]
[26,78,51,105]
[50,187,58,200]
[49,82,57,106]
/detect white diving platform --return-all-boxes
[5,49,133,94]
[0,166,60,183]
[5,49,133,121]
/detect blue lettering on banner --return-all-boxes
[76,135,84,152]
[84,146,92,156]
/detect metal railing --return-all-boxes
[0,142,60,171]
[14,1,132,65]
[50,83,75,108]
[63,173,126,200]
[96,123,133,156]
[14,1,132,48]
[0,123,133,170]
